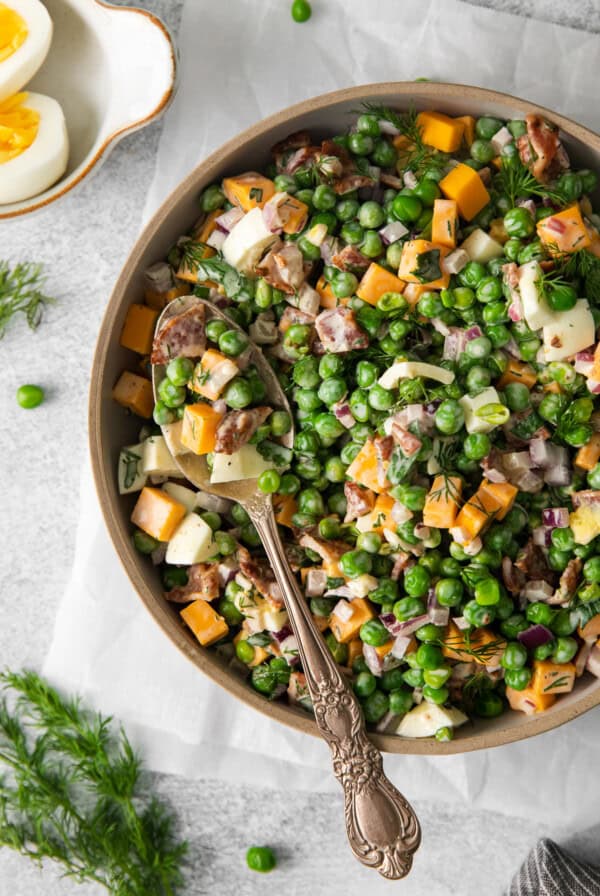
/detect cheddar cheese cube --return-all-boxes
[181,599,229,647]
[355,493,396,534]
[189,349,238,400]
[194,207,224,243]
[346,438,389,493]
[531,660,576,696]
[112,371,154,419]
[330,597,375,643]
[222,172,275,210]
[233,630,269,666]
[417,111,465,153]
[356,262,406,306]
[120,304,160,355]
[439,163,490,221]
[575,433,600,472]
[398,240,450,289]
[455,115,476,147]
[144,283,189,311]
[442,622,505,667]
[181,403,224,455]
[423,475,462,529]
[347,639,363,668]
[279,195,309,234]
[537,203,591,254]
[431,199,458,249]
[402,282,430,307]
[131,486,187,542]
[273,493,298,528]
[506,685,556,715]
[578,613,600,641]
[316,274,338,309]
[476,479,518,521]
[497,360,537,390]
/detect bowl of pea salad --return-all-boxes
[91,82,600,754]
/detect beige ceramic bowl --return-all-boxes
[90,82,600,755]
[1,0,176,219]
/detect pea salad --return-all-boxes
[113,104,600,740]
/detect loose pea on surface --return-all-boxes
[246,846,276,873]
[17,384,44,408]
[290,0,311,21]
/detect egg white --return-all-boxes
[0,91,68,203]
[0,0,52,101]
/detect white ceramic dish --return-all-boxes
[1,0,177,219]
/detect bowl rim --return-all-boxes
[0,0,177,221]
[90,80,600,755]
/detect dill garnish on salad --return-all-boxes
[112,104,600,740]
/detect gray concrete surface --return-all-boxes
[1,1,599,893]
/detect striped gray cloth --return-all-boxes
[510,839,600,895]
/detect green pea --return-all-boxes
[557,172,583,202]
[223,378,253,409]
[551,609,578,637]
[332,272,358,299]
[278,472,300,495]
[476,276,503,304]
[246,845,276,873]
[435,399,464,435]
[153,401,176,426]
[158,378,186,408]
[362,690,390,723]
[386,241,404,268]
[394,484,427,512]
[459,261,487,288]
[358,200,385,229]
[251,664,276,695]
[517,240,544,265]
[322,456,344,483]
[341,550,373,580]
[327,490,347,517]
[463,432,491,461]
[581,169,598,193]
[372,138,397,168]
[297,487,325,516]
[550,527,574,553]
[389,688,413,715]
[166,356,194,387]
[392,193,422,223]
[435,577,464,607]
[416,643,443,670]
[257,469,281,494]
[463,600,494,627]
[236,640,256,664]
[476,116,504,139]
[470,138,495,164]
[417,291,444,318]
[474,578,501,606]
[317,377,347,407]
[546,283,577,312]
[359,618,389,647]
[133,530,159,555]
[356,531,382,554]
[361,230,384,258]
[200,183,225,211]
[16,384,45,409]
[415,623,444,643]
[402,668,424,688]
[313,412,344,446]
[465,335,492,360]
[501,641,528,671]
[297,235,321,261]
[552,636,578,665]
[504,668,532,691]
[423,685,449,705]
[404,565,431,598]
[503,382,531,412]
[294,456,322,480]
[413,179,440,207]
[340,441,361,464]
[474,690,504,718]
[313,183,337,211]
[295,187,314,207]
[316,516,340,540]
[348,133,374,156]
[241,522,261,547]
[354,671,377,698]
[504,207,535,238]
[335,198,360,222]
[393,597,426,621]
[423,667,451,689]
[584,557,600,583]
[367,384,393,412]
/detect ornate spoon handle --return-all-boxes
[246,495,421,880]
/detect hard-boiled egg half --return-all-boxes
[0,91,68,202]
[0,0,69,203]
[0,0,52,102]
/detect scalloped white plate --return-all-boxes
[1,0,177,218]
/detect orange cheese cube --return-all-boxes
[417,111,464,153]
[393,134,413,152]
[346,439,389,494]
[119,304,160,356]
[442,622,505,666]
[453,499,488,542]
[531,660,576,696]
[575,433,600,471]
[274,493,298,528]
[477,479,518,521]
[144,283,189,311]
[347,639,363,668]
[181,598,229,647]
[506,685,556,715]
[181,403,224,455]
[358,493,396,534]
[323,558,343,579]
[543,381,562,394]
[190,349,238,400]
[489,217,509,245]
[312,614,330,633]
[455,115,476,147]
[578,613,600,641]
[374,640,394,660]
[537,204,591,254]
[402,282,430,307]
[330,597,375,644]
[233,630,269,666]
[356,262,406,306]
[423,475,462,529]
[279,195,309,234]
[497,360,537,390]
[176,240,215,283]
[222,172,275,211]
[112,371,154,419]
[439,163,490,221]
[398,239,450,289]
[131,486,187,542]
[431,199,458,249]
[316,274,338,309]
[194,208,224,243]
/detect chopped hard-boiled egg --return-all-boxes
[0,91,68,203]
[0,0,52,102]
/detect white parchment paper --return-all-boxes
[46,0,600,829]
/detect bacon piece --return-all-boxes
[272,130,311,156]
[298,534,348,566]
[390,424,422,456]
[238,546,283,607]
[502,556,526,596]
[214,407,272,455]
[517,114,569,183]
[331,244,371,272]
[333,174,374,195]
[344,483,375,522]
[373,434,394,488]
[278,306,316,335]
[151,304,205,365]
[502,262,520,290]
[165,563,220,603]
[256,243,305,294]
[315,307,369,353]
[391,552,413,581]
[380,172,404,189]
[515,539,555,586]
[552,558,582,606]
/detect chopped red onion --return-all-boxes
[325,585,354,600]
[587,379,600,394]
[363,644,384,677]
[412,687,424,705]
[529,438,568,469]
[428,606,449,626]
[544,465,571,487]
[332,599,353,622]
[212,399,227,415]
[575,350,594,376]
[215,207,244,232]
[532,526,553,547]
[381,613,429,637]
[217,559,239,587]
[431,317,451,336]
[403,170,418,190]
[272,624,293,644]
[206,229,227,250]
[572,490,600,509]
[517,624,554,649]
[465,325,483,341]
[505,336,522,356]
[279,634,300,666]
[378,119,400,136]
[516,197,536,217]
[508,301,523,323]
[541,507,569,529]
[332,401,355,429]
[319,235,338,265]
[521,580,554,602]
[195,492,232,514]
[463,537,483,557]
[391,635,413,660]
[442,328,468,361]
[454,616,471,630]
[379,221,409,244]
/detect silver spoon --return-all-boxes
[152,294,421,879]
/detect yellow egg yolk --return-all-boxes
[0,92,39,163]
[0,3,27,63]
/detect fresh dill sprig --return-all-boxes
[442,634,505,664]
[0,670,187,895]
[0,261,55,338]
[494,157,565,208]
[358,103,437,174]
[554,248,600,305]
